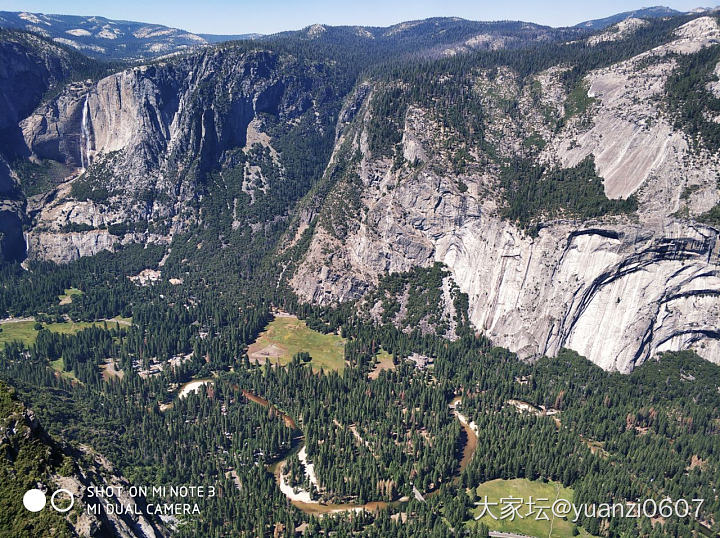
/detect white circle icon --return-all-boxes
[23,489,46,512]
[50,489,74,513]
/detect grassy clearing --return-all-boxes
[0,321,39,347]
[45,321,100,336]
[469,478,596,537]
[247,316,346,372]
[49,357,78,382]
[369,349,395,379]
[58,287,83,305]
[0,317,132,347]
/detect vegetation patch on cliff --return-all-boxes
[666,41,720,153]
[699,202,720,226]
[499,156,638,231]
[562,80,597,125]
[361,263,472,339]
[13,159,74,197]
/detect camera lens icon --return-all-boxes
[23,489,46,512]
[23,488,74,513]
[51,489,74,513]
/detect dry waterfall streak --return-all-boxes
[80,94,91,170]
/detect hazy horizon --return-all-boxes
[0,1,711,35]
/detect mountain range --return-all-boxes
[1,6,718,60]
[0,10,255,59]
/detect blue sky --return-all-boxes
[0,1,709,34]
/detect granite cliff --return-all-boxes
[0,29,97,262]
[18,45,343,262]
[290,17,720,372]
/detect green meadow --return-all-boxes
[469,478,596,537]
[58,287,83,305]
[0,317,132,348]
[247,315,346,372]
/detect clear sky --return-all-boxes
[0,1,710,35]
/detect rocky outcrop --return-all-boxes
[437,218,719,372]
[54,445,170,538]
[20,81,91,168]
[0,380,169,537]
[544,17,720,218]
[586,18,649,46]
[0,30,83,160]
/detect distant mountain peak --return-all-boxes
[0,10,254,59]
[575,6,681,30]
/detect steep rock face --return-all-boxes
[0,155,25,262]
[54,445,169,538]
[0,30,84,158]
[19,46,341,262]
[436,218,719,372]
[21,81,90,167]
[0,203,25,262]
[0,30,87,261]
[293,150,720,371]
[544,17,720,218]
[23,63,186,182]
[291,29,720,371]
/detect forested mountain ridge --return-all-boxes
[0,380,170,537]
[0,11,585,61]
[574,6,684,30]
[1,7,710,63]
[269,17,585,58]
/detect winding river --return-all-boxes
[243,389,479,516]
[451,396,479,476]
